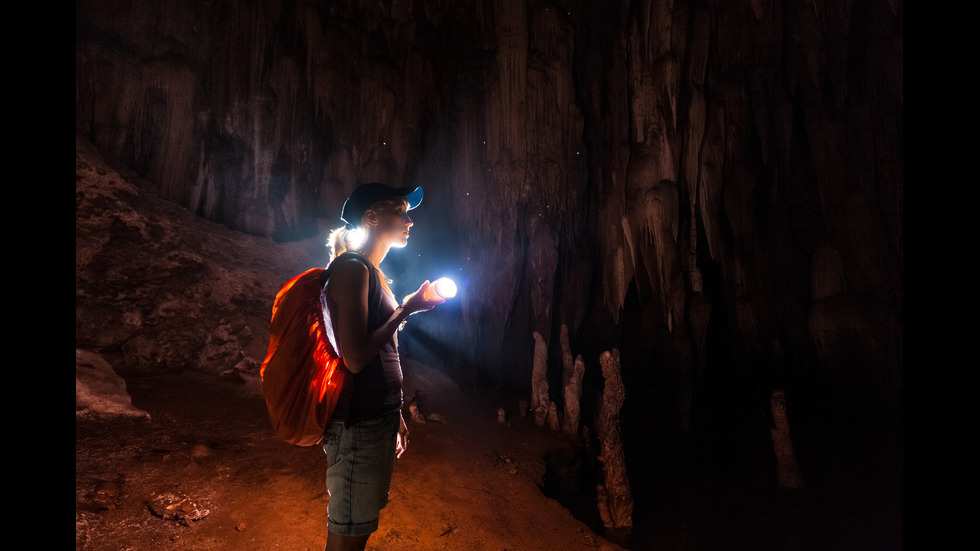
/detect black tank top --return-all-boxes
[323,252,403,422]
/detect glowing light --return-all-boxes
[423,277,458,301]
[434,277,457,299]
[346,228,366,250]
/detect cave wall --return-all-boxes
[76,0,903,450]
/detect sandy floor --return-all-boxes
[76,360,625,551]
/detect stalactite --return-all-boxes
[596,349,632,531]
[601,239,632,324]
[140,59,199,204]
[492,0,528,163]
[696,102,728,263]
[623,1,687,334]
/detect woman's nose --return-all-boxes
[405,214,413,227]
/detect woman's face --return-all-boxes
[367,200,413,248]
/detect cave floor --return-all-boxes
[76,359,901,551]
[76,361,623,551]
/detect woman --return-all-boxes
[321,182,444,551]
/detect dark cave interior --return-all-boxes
[76,1,902,549]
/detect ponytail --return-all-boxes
[327,226,365,262]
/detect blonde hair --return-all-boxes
[327,198,410,262]
[327,227,362,261]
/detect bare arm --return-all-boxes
[327,258,442,373]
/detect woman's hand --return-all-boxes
[396,412,409,458]
[401,280,445,315]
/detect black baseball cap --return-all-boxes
[340,183,424,229]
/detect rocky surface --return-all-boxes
[76,348,151,422]
[76,135,324,383]
[76,1,904,406]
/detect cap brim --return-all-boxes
[405,186,423,210]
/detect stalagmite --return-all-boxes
[531,331,549,427]
[408,391,426,424]
[562,354,585,436]
[770,389,806,490]
[408,402,426,424]
[560,324,573,387]
[596,349,633,531]
[547,401,560,431]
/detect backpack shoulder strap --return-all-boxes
[322,251,372,279]
[321,252,383,324]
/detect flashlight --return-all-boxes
[423,277,457,301]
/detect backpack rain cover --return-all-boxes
[260,268,345,446]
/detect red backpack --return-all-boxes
[259,253,377,446]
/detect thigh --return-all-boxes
[322,413,399,536]
[347,414,398,500]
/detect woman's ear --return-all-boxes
[363,209,380,228]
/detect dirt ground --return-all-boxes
[75,359,625,551]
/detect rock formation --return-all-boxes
[76,349,151,422]
[562,354,585,437]
[76,3,903,417]
[547,401,561,432]
[596,349,632,531]
[560,324,574,388]
[770,389,806,490]
[75,137,321,386]
[531,331,549,427]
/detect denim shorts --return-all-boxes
[322,411,399,537]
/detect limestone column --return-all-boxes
[770,389,806,490]
[596,349,633,531]
[531,331,549,427]
[562,354,585,436]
